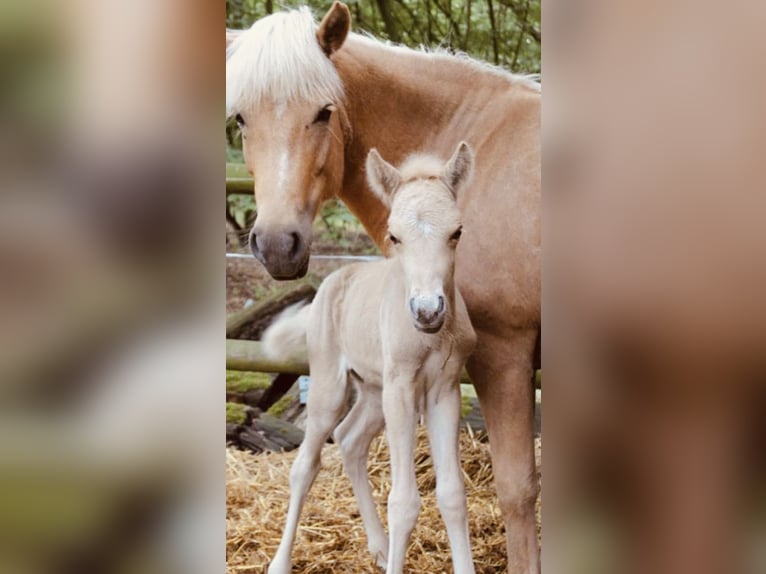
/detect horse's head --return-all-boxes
[226,3,351,279]
[366,142,474,333]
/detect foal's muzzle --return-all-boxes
[249,226,309,280]
[410,294,446,333]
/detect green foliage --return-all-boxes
[226,147,245,164]
[267,394,294,418]
[319,199,364,239]
[226,370,271,393]
[227,193,256,229]
[226,402,248,424]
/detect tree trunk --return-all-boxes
[486,0,500,64]
[375,0,401,42]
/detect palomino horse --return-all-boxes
[226,4,540,571]
[263,144,478,574]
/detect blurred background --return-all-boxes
[0,0,222,572]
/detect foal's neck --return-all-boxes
[333,37,511,250]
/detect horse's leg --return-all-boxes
[467,329,539,574]
[425,373,476,574]
[333,386,388,569]
[268,363,350,574]
[382,375,420,574]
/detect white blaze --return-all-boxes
[277,148,290,191]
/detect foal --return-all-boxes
[263,142,478,574]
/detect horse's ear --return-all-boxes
[366,148,401,206]
[443,141,474,198]
[317,2,351,57]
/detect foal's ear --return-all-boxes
[366,149,401,206]
[317,2,351,57]
[443,141,474,198]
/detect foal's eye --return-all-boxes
[314,105,333,124]
[387,233,401,245]
[234,113,245,127]
[450,226,463,241]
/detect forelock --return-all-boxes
[397,153,446,181]
[226,7,344,116]
[389,179,460,236]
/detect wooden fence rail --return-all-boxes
[227,178,253,195]
[226,339,541,388]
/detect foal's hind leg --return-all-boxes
[333,386,388,569]
[425,373,476,574]
[268,363,350,574]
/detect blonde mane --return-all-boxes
[226,7,344,116]
[351,33,541,92]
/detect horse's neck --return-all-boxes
[334,37,513,250]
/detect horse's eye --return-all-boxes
[450,226,463,241]
[314,106,333,124]
[388,233,401,245]
[234,113,245,127]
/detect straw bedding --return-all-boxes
[227,425,541,573]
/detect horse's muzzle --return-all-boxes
[249,227,309,280]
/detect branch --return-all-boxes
[497,0,541,42]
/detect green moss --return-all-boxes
[460,394,474,419]
[226,402,247,424]
[266,394,294,418]
[226,370,271,393]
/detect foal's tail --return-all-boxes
[262,302,312,361]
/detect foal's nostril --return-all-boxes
[437,295,445,315]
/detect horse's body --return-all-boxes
[263,146,478,574]
[227,4,540,571]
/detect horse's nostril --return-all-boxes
[437,295,445,314]
[289,232,302,260]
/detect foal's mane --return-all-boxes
[226,7,540,117]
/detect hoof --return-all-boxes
[373,550,388,571]
[267,561,290,574]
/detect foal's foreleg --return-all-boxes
[333,387,388,569]
[382,377,420,574]
[426,376,476,574]
[268,367,349,574]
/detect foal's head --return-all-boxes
[366,142,474,333]
[226,4,352,279]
